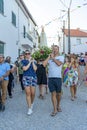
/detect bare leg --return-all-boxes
[51,91,57,113]
[31,87,36,104]
[56,93,62,112]
[70,86,74,101]
[25,87,31,108]
[38,84,45,99]
[74,85,77,98]
[39,85,42,96]
[45,85,48,94]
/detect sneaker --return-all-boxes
[1,104,5,111]
[27,108,33,115]
[0,102,2,111]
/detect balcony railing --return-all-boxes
[26,32,33,41]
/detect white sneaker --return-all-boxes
[27,108,33,115]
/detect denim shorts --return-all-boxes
[48,78,62,93]
[23,76,37,87]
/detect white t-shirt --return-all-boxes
[48,55,64,78]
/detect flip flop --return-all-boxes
[57,107,62,112]
[71,98,74,101]
[38,95,42,99]
[51,112,57,116]
[41,96,45,100]
[74,96,77,98]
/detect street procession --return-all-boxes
[0,0,87,130]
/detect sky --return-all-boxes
[24,0,87,46]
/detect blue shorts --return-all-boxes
[23,76,37,87]
[48,78,62,93]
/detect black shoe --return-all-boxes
[22,88,24,90]
[1,104,5,111]
[9,95,13,98]
[0,102,2,111]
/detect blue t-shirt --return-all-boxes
[21,59,37,77]
[0,62,10,80]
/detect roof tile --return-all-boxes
[64,29,87,37]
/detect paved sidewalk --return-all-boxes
[0,80,87,130]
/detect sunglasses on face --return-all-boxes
[25,53,30,55]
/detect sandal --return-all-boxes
[74,95,77,98]
[51,112,57,116]
[38,95,42,99]
[71,97,74,101]
[57,107,62,112]
[40,95,44,99]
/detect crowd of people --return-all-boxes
[0,45,87,117]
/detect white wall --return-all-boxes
[64,36,87,54]
[0,0,38,62]
[0,0,18,61]
[71,37,87,54]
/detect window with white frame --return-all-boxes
[0,0,4,14]
[0,41,4,54]
[12,11,16,26]
[23,26,26,38]
[77,38,81,45]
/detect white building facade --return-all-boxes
[0,0,38,61]
[60,29,87,54]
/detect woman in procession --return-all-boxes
[17,53,25,91]
[21,50,37,115]
[36,59,47,99]
[63,54,80,101]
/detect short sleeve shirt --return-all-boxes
[21,59,37,77]
[48,55,64,78]
[0,62,10,80]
